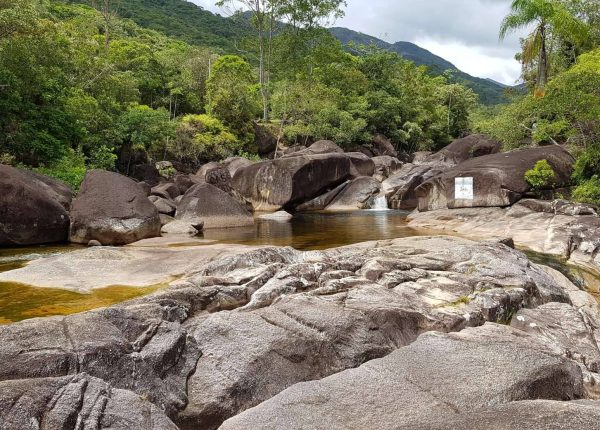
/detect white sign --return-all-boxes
[455,177,474,200]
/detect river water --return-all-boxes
[0,210,598,323]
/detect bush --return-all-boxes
[573,145,600,183]
[171,114,242,163]
[34,149,87,190]
[573,177,600,206]
[524,159,556,189]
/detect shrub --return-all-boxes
[573,145,600,183]
[573,177,600,206]
[34,149,87,190]
[171,114,242,163]
[524,159,556,189]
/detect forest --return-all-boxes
[0,0,599,205]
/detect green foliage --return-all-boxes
[117,104,175,154]
[573,177,600,206]
[206,55,260,141]
[573,145,600,183]
[524,159,556,189]
[171,114,241,163]
[34,149,88,190]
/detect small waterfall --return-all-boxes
[370,194,389,210]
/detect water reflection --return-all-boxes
[202,210,418,251]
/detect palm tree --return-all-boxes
[500,0,590,93]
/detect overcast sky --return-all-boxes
[190,0,524,85]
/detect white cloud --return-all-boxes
[190,0,525,84]
[414,37,522,85]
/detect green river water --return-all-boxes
[0,210,598,324]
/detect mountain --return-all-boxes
[69,0,507,104]
[329,27,508,105]
[70,0,252,50]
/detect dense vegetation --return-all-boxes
[0,0,478,187]
[475,0,600,205]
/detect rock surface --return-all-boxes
[3,236,600,429]
[0,165,71,246]
[416,145,575,211]
[323,176,381,211]
[382,134,502,210]
[372,155,403,181]
[220,323,583,430]
[232,154,352,211]
[70,170,161,245]
[407,200,600,273]
[176,183,254,229]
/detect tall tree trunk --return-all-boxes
[538,24,548,91]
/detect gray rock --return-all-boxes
[370,134,398,157]
[220,324,583,430]
[296,181,350,212]
[233,154,352,211]
[324,177,381,211]
[153,196,177,216]
[346,152,375,178]
[258,211,293,221]
[372,155,403,181]
[222,157,253,178]
[0,374,179,430]
[416,145,575,211]
[151,182,180,200]
[281,140,344,157]
[176,183,254,229]
[382,164,443,210]
[159,213,175,226]
[0,165,71,246]
[411,400,600,430]
[161,219,202,235]
[69,170,161,246]
[196,162,233,193]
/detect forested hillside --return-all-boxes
[330,27,510,105]
[0,0,479,188]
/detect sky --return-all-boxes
[190,0,524,85]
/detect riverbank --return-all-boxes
[2,235,600,429]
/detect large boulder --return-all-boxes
[176,183,254,229]
[370,134,398,157]
[380,134,502,210]
[220,323,583,430]
[281,140,344,158]
[0,165,71,246]
[223,157,253,178]
[372,155,403,181]
[323,177,381,211]
[254,123,278,156]
[232,154,352,211]
[69,170,161,245]
[416,145,575,211]
[426,134,502,166]
[196,162,233,193]
[346,152,375,178]
[382,164,443,210]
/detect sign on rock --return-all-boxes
[455,177,474,200]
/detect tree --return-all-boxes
[206,55,260,140]
[500,0,590,93]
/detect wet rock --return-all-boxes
[176,183,253,229]
[0,165,71,246]
[416,145,575,211]
[295,181,350,212]
[69,170,161,246]
[220,324,583,430]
